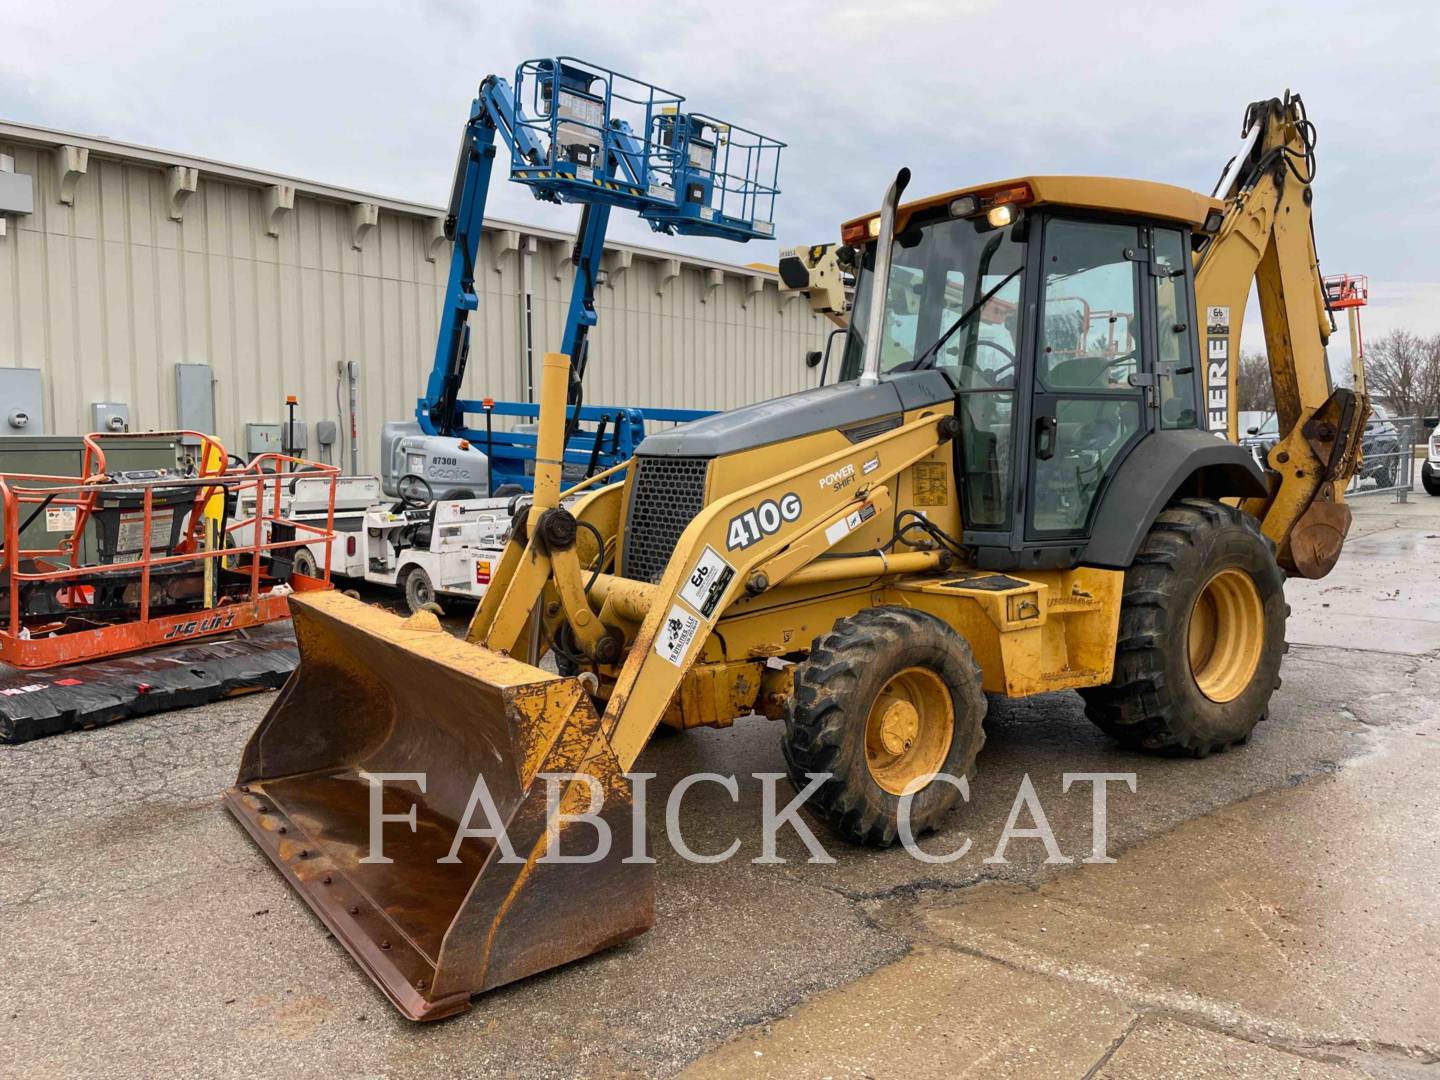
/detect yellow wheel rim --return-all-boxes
[864,667,954,796]
[1187,567,1265,704]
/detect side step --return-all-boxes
[0,622,298,743]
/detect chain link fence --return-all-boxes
[1347,415,1422,502]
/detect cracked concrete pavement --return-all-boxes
[1,492,1437,1078]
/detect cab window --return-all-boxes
[1153,227,1199,428]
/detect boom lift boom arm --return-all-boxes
[419,60,784,464]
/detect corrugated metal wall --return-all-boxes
[0,127,830,473]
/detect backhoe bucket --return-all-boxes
[224,591,653,1020]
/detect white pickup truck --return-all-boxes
[1424,426,1440,496]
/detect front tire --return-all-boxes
[289,546,318,581]
[402,564,439,615]
[1079,498,1287,756]
[783,607,986,847]
[1422,462,1440,496]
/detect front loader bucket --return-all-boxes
[223,591,653,1021]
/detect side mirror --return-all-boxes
[1246,426,1260,436]
[805,349,823,369]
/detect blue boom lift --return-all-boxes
[394,57,784,498]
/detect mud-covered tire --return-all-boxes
[289,546,318,580]
[1079,498,1287,756]
[783,606,986,847]
[402,565,439,615]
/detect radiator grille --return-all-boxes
[622,455,710,583]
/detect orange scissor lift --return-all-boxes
[0,431,338,742]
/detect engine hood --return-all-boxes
[635,370,954,459]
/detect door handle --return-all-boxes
[1035,415,1057,460]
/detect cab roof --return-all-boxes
[842,175,1224,235]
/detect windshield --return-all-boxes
[839,212,1025,389]
[839,211,1026,530]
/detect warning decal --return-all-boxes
[45,507,77,533]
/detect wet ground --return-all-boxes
[1,489,1437,1078]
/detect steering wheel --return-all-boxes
[396,473,434,507]
[970,339,1017,385]
[1084,353,1138,388]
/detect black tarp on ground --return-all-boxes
[0,622,297,743]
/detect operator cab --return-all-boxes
[838,176,1225,569]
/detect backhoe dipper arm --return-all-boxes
[1194,92,1365,578]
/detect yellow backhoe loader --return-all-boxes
[226,92,1364,1019]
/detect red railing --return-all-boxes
[1323,273,1369,310]
[0,432,338,668]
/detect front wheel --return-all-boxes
[1079,498,1287,756]
[1422,462,1440,496]
[402,564,440,615]
[782,607,986,847]
[289,546,318,581]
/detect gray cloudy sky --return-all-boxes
[5,0,1438,346]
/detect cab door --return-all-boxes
[1026,217,1153,540]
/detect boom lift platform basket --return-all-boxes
[509,57,782,240]
[0,432,338,742]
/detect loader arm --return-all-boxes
[1194,92,1366,578]
[463,349,959,767]
[596,410,957,767]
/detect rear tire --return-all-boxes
[402,565,439,615]
[783,607,986,847]
[1079,498,1287,756]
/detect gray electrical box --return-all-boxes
[0,155,33,217]
[246,423,284,457]
[315,420,337,447]
[174,363,214,446]
[282,419,308,452]
[0,368,45,435]
[90,402,130,433]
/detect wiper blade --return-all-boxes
[908,267,1022,371]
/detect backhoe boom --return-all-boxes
[1195,92,1366,577]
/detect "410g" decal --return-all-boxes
[726,493,802,550]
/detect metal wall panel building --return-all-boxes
[0,121,831,472]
